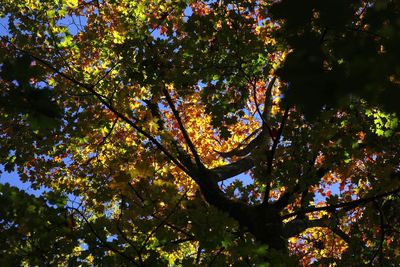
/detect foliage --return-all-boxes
[0,0,400,266]
[0,183,78,266]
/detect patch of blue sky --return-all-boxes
[219,172,253,187]
[0,16,10,36]
[0,166,81,208]
[150,28,168,40]
[314,182,340,204]
[57,14,87,36]
[313,179,360,205]
[183,5,192,22]
[0,168,49,196]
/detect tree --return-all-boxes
[0,0,400,265]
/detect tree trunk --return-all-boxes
[196,169,288,253]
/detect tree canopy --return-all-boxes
[1,0,400,266]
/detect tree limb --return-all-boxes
[282,187,400,220]
[283,216,351,244]
[282,217,329,238]
[262,107,290,205]
[210,156,255,182]
[214,128,263,158]
[163,87,204,168]
[261,76,277,122]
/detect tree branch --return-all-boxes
[252,76,275,139]
[98,117,118,146]
[143,98,193,168]
[69,207,139,266]
[275,165,328,210]
[214,128,263,158]
[163,87,203,168]
[369,201,385,265]
[282,187,400,220]
[282,217,328,238]
[261,76,277,124]
[283,216,351,244]
[262,107,290,205]
[139,190,188,254]
[210,156,254,182]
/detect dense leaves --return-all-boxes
[0,54,61,130]
[271,0,400,117]
[1,0,400,266]
[0,184,78,266]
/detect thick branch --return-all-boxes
[215,128,263,158]
[282,217,329,238]
[283,217,351,244]
[261,76,277,121]
[210,156,255,182]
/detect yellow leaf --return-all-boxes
[66,0,78,8]
[148,120,159,132]
[112,31,125,44]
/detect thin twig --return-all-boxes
[282,187,400,220]
[139,190,189,254]
[207,247,225,267]
[116,195,144,265]
[69,207,139,266]
[98,117,118,145]
[369,201,385,266]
